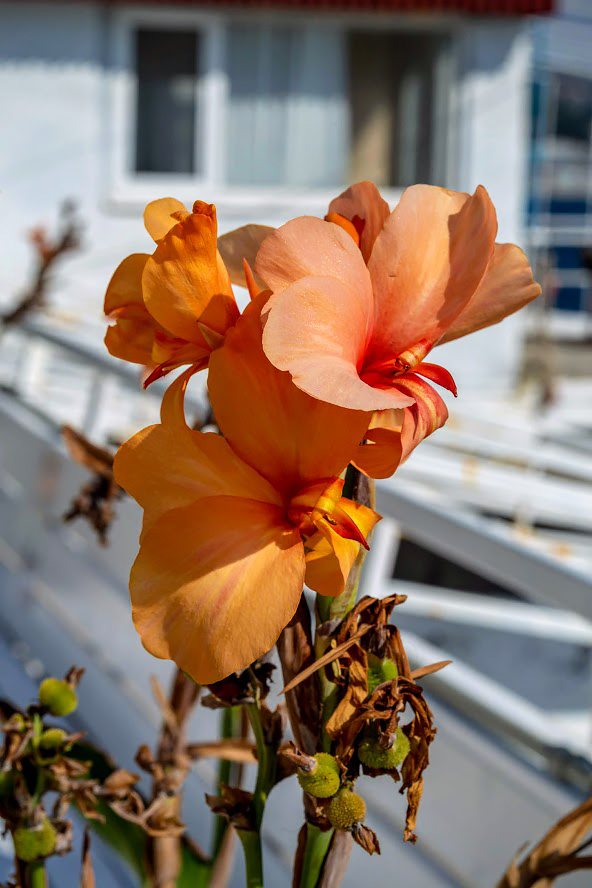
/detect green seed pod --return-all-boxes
[39,728,67,751]
[358,730,411,770]
[38,678,78,717]
[297,753,341,798]
[328,789,366,830]
[367,654,398,695]
[13,818,57,862]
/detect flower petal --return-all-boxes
[262,275,413,412]
[368,185,497,359]
[217,223,274,289]
[114,371,281,530]
[328,181,390,263]
[130,497,305,683]
[255,216,371,298]
[143,202,239,343]
[104,253,150,315]
[208,292,371,495]
[438,243,541,344]
[143,197,189,243]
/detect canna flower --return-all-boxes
[104,198,238,385]
[257,183,540,477]
[114,293,380,684]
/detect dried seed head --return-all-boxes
[13,818,57,862]
[358,731,410,770]
[297,753,341,798]
[39,678,78,717]
[328,788,366,830]
[367,654,398,695]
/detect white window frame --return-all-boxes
[105,6,458,217]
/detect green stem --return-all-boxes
[237,830,264,888]
[212,706,240,858]
[246,704,275,829]
[299,824,334,888]
[18,859,47,888]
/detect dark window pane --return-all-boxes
[135,29,197,174]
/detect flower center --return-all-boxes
[287,478,370,549]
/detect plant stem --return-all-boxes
[246,705,275,829]
[212,706,240,857]
[17,859,47,888]
[299,825,334,888]
[237,830,264,888]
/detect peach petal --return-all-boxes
[328,181,390,263]
[208,293,371,495]
[368,185,497,359]
[262,275,413,412]
[255,216,371,298]
[438,243,541,344]
[104,253,150,315]
[130,497,306,684]
[143,205,238,344]
[353,409,404,479]
[143,197,189,242]
[217,223,274,289]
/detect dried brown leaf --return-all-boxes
[80,830,95,888]
[186,739,257,764]
[280,628,370,695]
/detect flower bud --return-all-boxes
[39,728,67,751]
[367,654,398,695]
[13,818,57,862]
[297,752,340,798]
[358,731,410,770]
[328,788,366,830]
[38,678,78,716]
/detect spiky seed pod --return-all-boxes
[39,728,67,750]
[328,789,366,830]
[358,731,411,770]
[13,818,57,862]
[297,753,341,798]
[38,678,78,717]
[367,654,398,695]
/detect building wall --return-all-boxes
[0,2,534,394]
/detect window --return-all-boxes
[134,28,200,175]
[113,13,453,200]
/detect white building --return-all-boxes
[0,0,550,391]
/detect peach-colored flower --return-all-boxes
[114,293,380,684]
[104,198,238,385]
[257,184,540,477]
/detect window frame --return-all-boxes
[106,6,458,214]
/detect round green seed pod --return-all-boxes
[38,678,78,717]
[358,731,410,770]
[39,728,67,751]
[297,753,340,798]
[13,818,57,862]
[328,789,366,830]
[367,655,398,695]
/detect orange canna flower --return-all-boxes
[114,293,380,684]
[104,198,239,385]
[257,183,540,477]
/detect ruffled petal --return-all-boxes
[130,497,305,683]
[217,223,274,289]
[262,275,413,412]
[438,243,541,344]
[143,197,189,243]
[143,202,239,344]
[114,371,281,530]
[255,216,371,298]
[105,314,156,366]
[208,292,371,495]
[104,253,150,315]
[368,185,497,360]
[328,181,390,263]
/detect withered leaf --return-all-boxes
[80,830,95,888]
[205,786,254,832]
[352,823,381,855]
[186,739,257,764]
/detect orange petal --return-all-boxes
[353,409,405,479]
[144,198,189,242]
[208,292,371,495]
[438,242,541,344]
[217,223,274,289]
[262,275,413,412]
[130,497,306,683]
[104,253,150,316]
[368,185,497,360]
[328,181,390,263]
[114,371,281,531]
[395,374,449,463]
[255,216,371,298]
[105,318,156,366]
[143,203,239,344]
